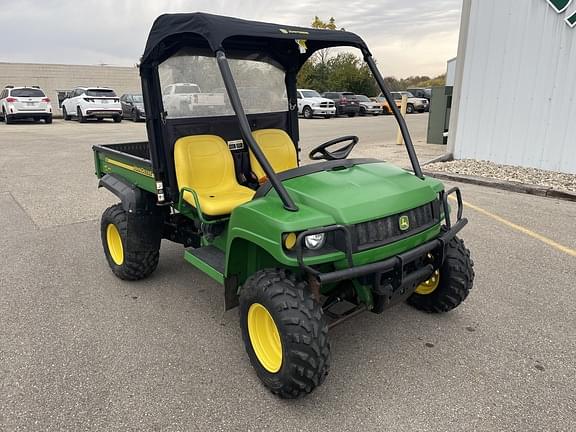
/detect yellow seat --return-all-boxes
[249,129,298,183]
[174,135,255,216]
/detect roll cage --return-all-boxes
[139,12,423,211]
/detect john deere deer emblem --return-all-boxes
[546,0,576,27]
[399,215,410,231]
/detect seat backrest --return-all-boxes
[174,134,238,192]
[249,129,298,182]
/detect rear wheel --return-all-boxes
[100,204,159,281]
[5,112,13,124]
[407,234,474,313]
[239,269,330,398]
[113,115,122,123]
[45,116,52,124]
[132,109,140,122]
[324,114,333,119]
[303,106,313,119]
[347,112,356,117]
[77,106,87,123]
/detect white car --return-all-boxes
[1,86,52,124]
[61,87,122,122]
[297,89,336,119]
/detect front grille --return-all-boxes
[320,102,334,108]
[352,200,440,250]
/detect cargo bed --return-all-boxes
[93,142,156,194]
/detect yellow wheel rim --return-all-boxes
[106,223,124,265]
[415,270,440,295]
[247,303,282,373]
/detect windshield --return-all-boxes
[12,88,45,97]
[159,49,287,119]
[132,95,143,103]
[401,91,415,97]
[355,95,371,102]
[301,90,321,98]
[86,89,117,97]
[342,93,357,100]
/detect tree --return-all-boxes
[296,16,446,96]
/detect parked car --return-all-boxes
[321,91,361,117]
[355,94,383,116]
[296,89,336,119]
[120,93,146,121]
[371,96,397,114]
[162,83,226,117]
[0,86,52,124]
[61,87,122,122]
[406,88,431,101]
[390,91,429,114]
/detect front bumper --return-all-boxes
[362,107,383,114]
[312,106,336,116]
[295,187,465,286]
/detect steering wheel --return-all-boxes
[308,135,359,161]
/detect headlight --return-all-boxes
[311,102,319,107]
[304,233,326,250]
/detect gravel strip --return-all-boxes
[426,159,576,193]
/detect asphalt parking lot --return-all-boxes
[1,114,575,431]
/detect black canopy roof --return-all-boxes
[141,12,370,66]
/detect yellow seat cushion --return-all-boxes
[249,129,298,182]
[174,134,255,216]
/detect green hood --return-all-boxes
[282,162,442,223]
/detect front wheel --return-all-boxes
[347,112,356,117]
[100,204,159,280]
[302,106,313,119]
[324,114,333,119]
[407,234,474,313]
[406,104,415,114]
[239,269,330,398]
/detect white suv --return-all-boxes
[297,89,336,119]
[61,87,122,122]
[0,86,53,124]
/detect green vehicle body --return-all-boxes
[94,146,446,310]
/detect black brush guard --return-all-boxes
[295,188,466,294]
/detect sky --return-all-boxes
[0,0,463,78]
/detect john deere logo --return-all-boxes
[545,0,576,27]
[399,215,410,231]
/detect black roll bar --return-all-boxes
[363,54,424,179]
[215,50,299,212]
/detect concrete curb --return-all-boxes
[423,170,576,202]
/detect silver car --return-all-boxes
[390,91,429,114]
[355,94,383,116]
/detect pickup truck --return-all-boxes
[163,83,226,117]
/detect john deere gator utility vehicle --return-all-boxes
[93,13,474,398]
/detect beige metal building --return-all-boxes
[0,62,140,115]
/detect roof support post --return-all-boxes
[216,50,298,211]
[363,54,424,179]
